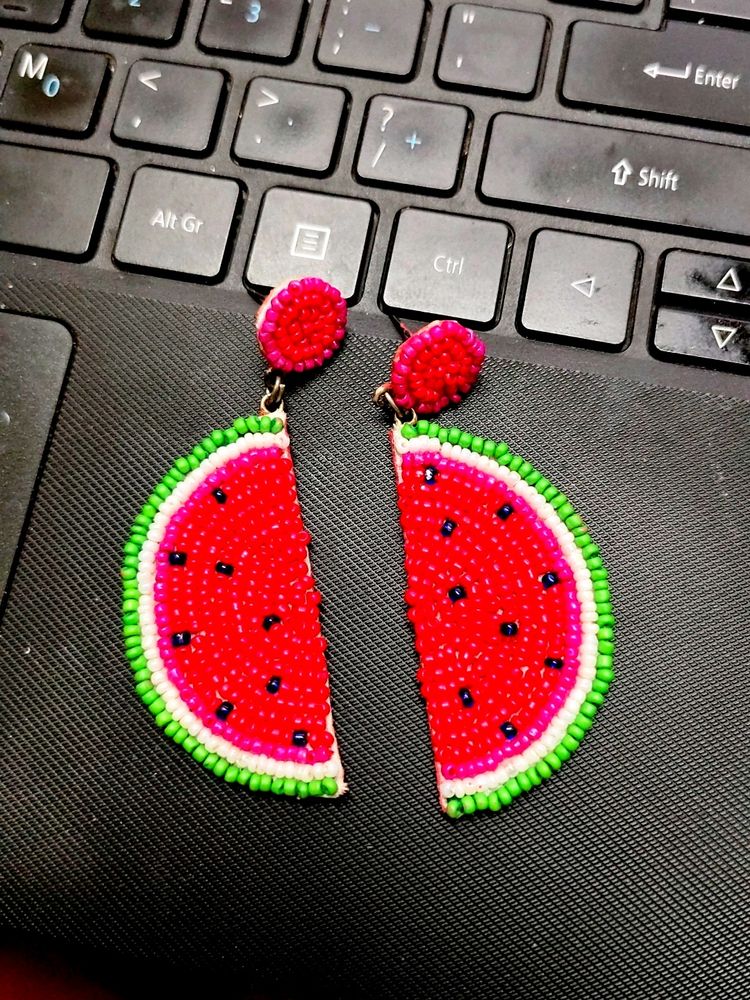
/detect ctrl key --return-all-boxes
[114,167,240,280]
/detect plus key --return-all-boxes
[356,95,468,193]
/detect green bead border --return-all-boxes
[121,414,340,801]
[400,420,615,819]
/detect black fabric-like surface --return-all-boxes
[1,280,749,999]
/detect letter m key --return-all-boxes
[18,50,49,81]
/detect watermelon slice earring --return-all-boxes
[375,320,614,818]
[122,278,348,800]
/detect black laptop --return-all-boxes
[1,1,748,997]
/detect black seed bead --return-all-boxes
[441,519,457,537]
[423,465,439,484]
[266,675,282,694]
[496,504,514,521]
[215,561,234,576]
[212,488,227,504]
[216,700,234,720]
[292,729,308,747]
[168,550,187,566]
[545,657,564,670]
[541,571,560,589]
[500,621,519,637]
[263,614,282,631]
[171,630,191,648]
[458,687,474,708]
[500,721,518,740]
[448,585,467,603]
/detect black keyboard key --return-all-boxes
[670,0,750,24]
[482,115,750,240]
[83,0,185,43]
[246,188,373,299]
[521,230,639,348]
[0,44,108,135]
[114,62,224,153]
[317,0,425,79]
[383,209,509,324]
[564,21,750,132]
[654,308,749,370]
[199,0,305,62]
[234,78,345,174]
[114,167,240,280]
[0,0,67,26]
[0,314,72,611]
[661,251,750,308]
[356,96,468,193]
[437,4,547,97]
[550,0,642,7]
[0,144,110,256]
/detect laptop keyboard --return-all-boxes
[0,0,749,377]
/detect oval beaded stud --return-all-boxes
[390,319,486,416]
[255,276,347,373]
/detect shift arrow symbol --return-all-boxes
[571,276,596,298]
[257,87,279,108]
[611,158,633,186]
[138,69,161,91]
[711,324,739,350]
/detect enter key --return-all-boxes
[563,20,750,131]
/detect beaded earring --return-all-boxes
[376,320,614,818]
[122,278,347,801]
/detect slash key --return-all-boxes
[357,95,468,193]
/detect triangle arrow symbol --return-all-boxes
[716,267,742,294]
[711,324,739,350]
[571,276,596,298]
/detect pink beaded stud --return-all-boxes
[390,320,486,416]
[256,277,347,373]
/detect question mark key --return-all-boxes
[356,94,468,194]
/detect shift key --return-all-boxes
[481,115,750,240]
[563,21,750,131]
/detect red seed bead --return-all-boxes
[255,277,347,373]
[391,320,486,416]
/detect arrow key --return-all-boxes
[234,78,346,174]
[113,61,224,153]
[654,308,749,370]
[521,230,640,348]
[662,250,750,309]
